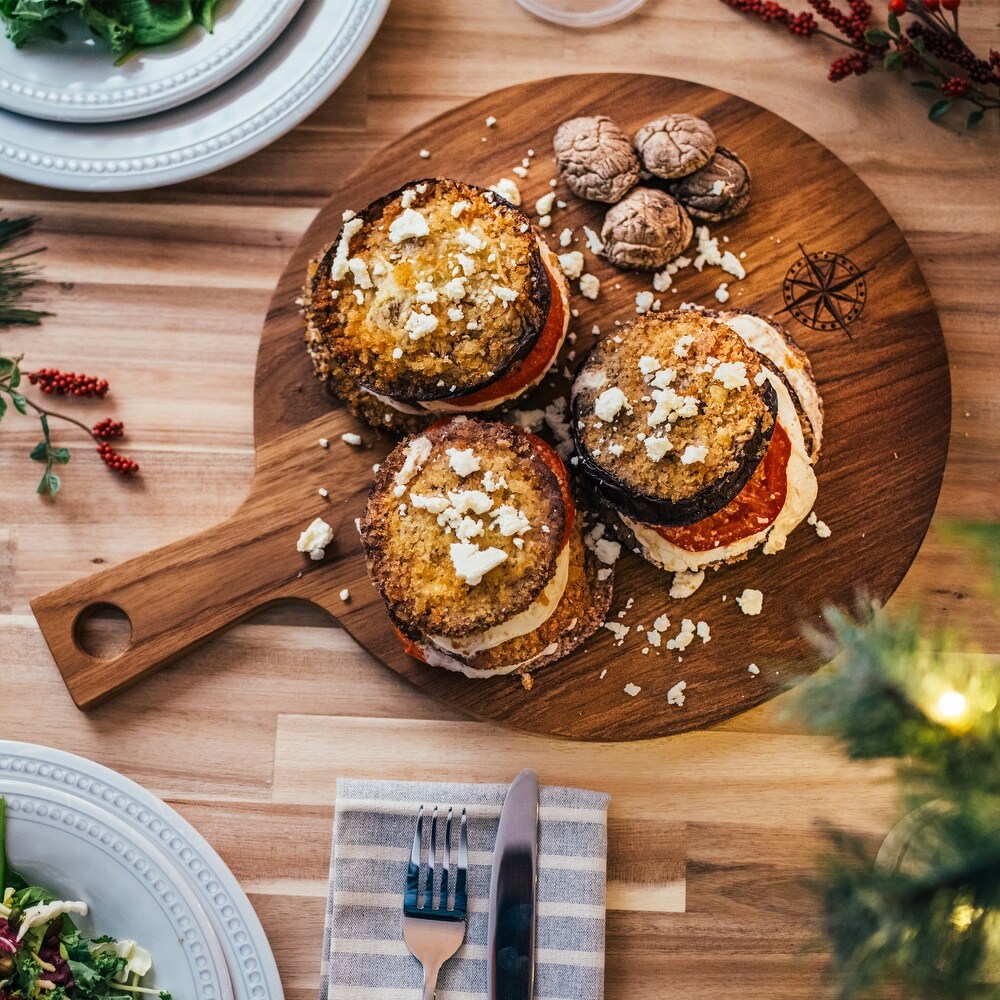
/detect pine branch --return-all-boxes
[0,213,51,327]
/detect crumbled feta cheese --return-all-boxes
[450,200,470,219]
[447,306,464,322]
[347,257,372,289]
[604,622,630,641]
[558,250,584,279]
[638,355,660,377]
[666,618,696,651]
[446,447,481,478]
[670,569,705,599]
[455,252,477,276]
[748,663,760,675]
[693,225,722,270]
[297,518,334,561]
[624,683,642,697]
[535,192,556,216]
[711,179,726,195]
[646,630,662,647]
[394,436,432,496]
[594,386,627,422]
[485,115,497,127]
[341,432,362,447]
[720,250,746,279]
[736,588,763,616]
[339,588,350,601]
[583,226,604,254]
[414,280,438,304]
[457,227,487,252]
[418,149,431,158]
[329,217,365,280]
[318,488,329,498]
[679,444,709,465]
[388,208,430,243]
[715,282,730,303]
[450,542,507,585]
[808,511,832,538]
[713,361,748,389]
[318,437,329,448]
[512,165,528,178]
[392,347,404,360]
[409,493,451,514]
[493,284,518,305]
[667,680,687,706]
[579,273,600,299]
[635,290,654,314]
[491,504,531,536]
[404,310,439,340]
[342,209,356,222]
[645,436,673,462]
[538,214,552,228]
[559,227,573,247]
[674,334,695,357]
[696,620,711,643]
[595,538,621,565]
[490,177,521,205]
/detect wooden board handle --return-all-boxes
[31,499,336,710]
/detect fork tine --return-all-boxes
[440,806,453,909]
[424,805,438,910]
[405,805,423,909]
[454,808,468,914]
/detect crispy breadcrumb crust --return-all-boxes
[361,419,567,638]
[573,311,775,503]
[307,178,551,402]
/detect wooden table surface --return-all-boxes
[1,2,998,997]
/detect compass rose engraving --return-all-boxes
[779,245,874,338]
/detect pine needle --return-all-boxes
[0,213,51,327]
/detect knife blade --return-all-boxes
[487,768,539,1000]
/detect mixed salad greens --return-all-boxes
[0,797,171,1000]
[0,1,222,63]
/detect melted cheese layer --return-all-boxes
[624,367,817,572]
[427,544,570,656]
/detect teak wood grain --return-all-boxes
[30,74,950,737]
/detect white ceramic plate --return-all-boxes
[0,0,304,124]
[0,743,283,1000]
[0,0,389,191]
[0,778,233,1000]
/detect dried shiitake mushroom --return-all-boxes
[669,146,751,222]
[553,115,641,203]
[600,187,693,270]
[633,114,717,180]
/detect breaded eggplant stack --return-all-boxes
[572,309,822,573]
[360,417,612,678]
[305,178,570,434]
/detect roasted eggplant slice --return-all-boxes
[570,311,778,527]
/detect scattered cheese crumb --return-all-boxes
[635,290,654,314]
[653,614,670,632]
[736,588,763,616]
[297,518,334,561]
[388,208,430,243]
[419,149,430,158]
[624,683,642,697]
[604,622,630,642]
[485,115,497,127]
[450,542,507,585]
[715,282,730,303]
[644,436,673,462]
[696,620,711,643]
[807,511,832,538]
[579,273,600,299]
[679,444,709,465]
[594,387,627,422]
[339,588,350,601]
[512,165,529,178]
[446,447,481,478]
[318,488,329,498]
[558,251,584,279]
[559,227,573,247]
[583,226,604,254]
[392,347,403,360]
[713,361,748,389]
[646,630,662,647]
[535,192,555,216]
[667,680,687,706]
[748,663,760,675]
[599,668,608,679]
[538,214,552,228]
[318,437,329,448]
[341,432,362,447]
[490,177,521,206]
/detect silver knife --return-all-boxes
[487,768,539,1000]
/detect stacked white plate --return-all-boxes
[0,742,281,1000]
[0,0,389,190]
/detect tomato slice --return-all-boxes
[655,423,792,552]
[431,256,566,410]
[394,626,427,663]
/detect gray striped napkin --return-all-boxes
[320,777,610,1000]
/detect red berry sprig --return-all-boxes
[27,368,109,398]
[97,441,139,477]
[92,418,125,441]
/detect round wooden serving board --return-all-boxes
[31,74,950,740]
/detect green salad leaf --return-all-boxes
[1,0,218,60]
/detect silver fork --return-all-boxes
[402,804,468,999]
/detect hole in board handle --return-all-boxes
[74,603,132,660]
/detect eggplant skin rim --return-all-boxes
[310,178,552,404]
[570,375,779,528]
